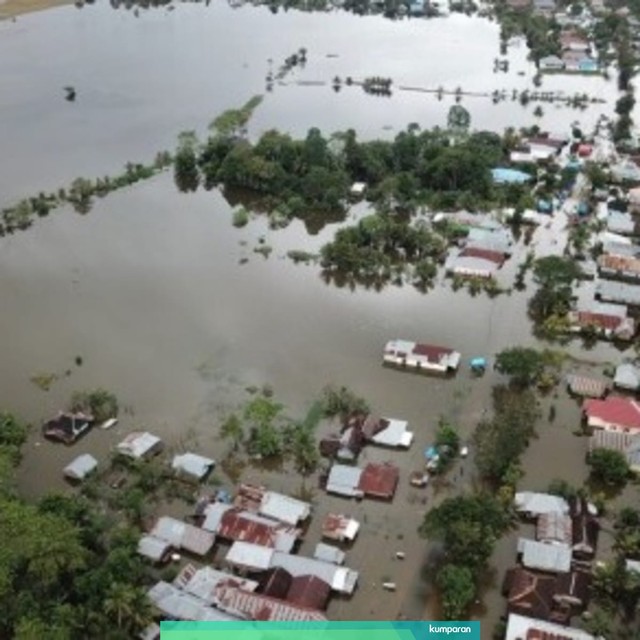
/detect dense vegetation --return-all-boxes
[70,388,119,423]
[0,413,154,638]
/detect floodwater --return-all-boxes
[0,1,632,635]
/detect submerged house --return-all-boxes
[566,374,609,399]
[598,254,640,282]
[588,429,640,474]
[505,613,596,640]
[63,453,98,481]
[583,396,640,434]
[614,363,640,391]
[321,513,360,542]
[596,280,640,308]
[116,431,164,460]
[234,484,311,526]
[517,538,572,574]
[567,304,636,341]
[171,453,215,481]
[325,462,399,501]
[536,512,573,546]
[148,516,215,556]
[570,497,599,560]
[515,492,569,519]
[42,411,95,445]
[383,340,461,374]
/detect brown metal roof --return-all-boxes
[357,463,399,499]
[259,567,293,599]
[218,508,298,549]
[599,253,640,274]
[286,575,331,610]
[411,343,454,362]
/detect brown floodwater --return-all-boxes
[0,2,635,635]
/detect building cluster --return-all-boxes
[137,482,367,633]
[502,492,599,637]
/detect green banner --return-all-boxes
[161,621,480,640]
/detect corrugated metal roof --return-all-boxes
[326,464,364,498]
[271,551,359,594]
[258,492,311,526]
[287,575,331,610]
[515,492,570,516]
[202,502,233,533]
[215,508,298,552]
[63,453,98,480]
[505,613,596,640]
[358,462,399,499]
[172,453,215,480]
[321,514,360,541]
[614,363,640,390]
[147,581,240,622]
[150,516,215,556]
[536,513,572,545]
[137,535,171,562]
[566,374,608,398]
[313,543,346,565]
[116,431,162,459]
[518,538,572,573]
[596,280,640,306]
[225,541,274,570]
[214,585,328,622]
[175,564,258,604]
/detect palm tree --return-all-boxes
[105,582,136,630]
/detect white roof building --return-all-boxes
[225,541,275,571]
[171,453,215,480]
[174,564,258,604]
[326,464,364,498]
[322,514,360,541]
[63,453,98,481]
[505,613,595,640]
[137,535,172,563]
[517,538,572,573]
[150,516,215,556]
[515,492,570,517]
[259,491,311,526]
[116,431,163,460]
[370,418,414,448]
[614,363,640,391]
[314,542,346,565]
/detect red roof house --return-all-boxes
[583,396,640,433]
[357,462,399,500]
[286,575,331,610]
[459,247,506,265]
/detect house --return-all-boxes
[369,418,414,448]
[314,542,345,565]
[560,32,591,52]
[566,374,608,398]
[447,255,499,280]
[567,305,636,341]
[225,542,359,594]
[137,535,173,564]
[349,182,366,198]
[503,567,590,623]
[286,575,331,610]
[234,484,311,526]
[589,429,640,473]
[383,340,461,373]
[614,363,640,391]
[63,453,98,481]
[539,55,565,72]
[598,254,640,282]
[116,431,163,460]
[505,613,596,640]
[259,567,293,599]
[466,226,513,255]
[596,280,640,308]
[321,513,360,541]
[201,503,299,553]
[583,396,640,433]
[340,413,414,449]
[607,210,637,236]
[506,0,531,8]
[569,497,599,560]
[213,585,328,621]
[171,453,215,481]
[149,516,215,556]
[515,492,569,518]
[359,462,400,500]
[326,464,364,498]
[147,581,241,622]
[517,539,572,573]
[174,563,259,603]
[601,240,640,258]
[536,512,573,546]
[42,411,95,445]
[492,168,533,184]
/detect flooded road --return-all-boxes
[0,1,632,634]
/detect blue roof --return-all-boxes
[424,446,438,459]
[491,168,532,184]
[537,199,553,212]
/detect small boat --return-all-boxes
[382,582,397,591]
[410,471,429,487]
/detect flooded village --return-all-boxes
[2,0,640,639]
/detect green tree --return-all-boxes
[220,414,244,452]
[70,389,118,423]
[588,448,629,487]
[437,564,476,620]
[495,347,545,386]
[286,423,319,476]
[173,131,200,192]
[104,582,153,634]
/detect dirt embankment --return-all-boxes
[0,0,72,20]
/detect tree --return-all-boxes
[588,448,629,487]
[437,564,476,620]
[420,493,511,571]
[495,347,545,386]
[70,389,118,423]
[220,414,244,452]
[104,582,153,634]
[244,396,283,430]
[173,131,200,192]
[447,105,471,138]
[286,423,319,476]
[320,386,369,419]
[533,255,582,289]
